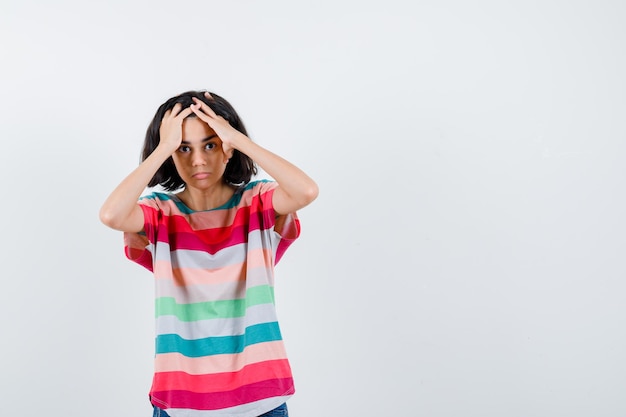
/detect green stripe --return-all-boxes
[155,285,275,321]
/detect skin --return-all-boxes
[100,92,319,233]
[172,117,234,211]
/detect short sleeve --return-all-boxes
[254,181,301,263]
[123,196,161,272]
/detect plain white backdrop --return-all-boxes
[1,0,625,416]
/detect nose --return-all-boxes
[191,149,207,166]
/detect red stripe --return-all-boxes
[167,224,250,254]
[124,232,154,271]
[150,377,295,410]
[151,359,292,392]
[144,207,277,252]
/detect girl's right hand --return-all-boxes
[158,103,193,154]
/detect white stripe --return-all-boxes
[162,396,292,417]
[152,228,279,269]
[155,304,279,339]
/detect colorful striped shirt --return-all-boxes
[123,180,300,417]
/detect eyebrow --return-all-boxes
[180,134,218,145]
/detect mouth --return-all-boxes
[192,172,210,179]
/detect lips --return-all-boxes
[192,172,210,179]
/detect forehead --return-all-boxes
[181,117,217,141]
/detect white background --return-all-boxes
[1,0,625,416]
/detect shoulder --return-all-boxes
[242,179,278,195]
[138,191,187,214]
[139,191,168,206]
[231,180,277,210]
[238,179,278,201]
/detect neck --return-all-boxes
[177,183,235,211]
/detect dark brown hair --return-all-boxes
[142,90,257,191]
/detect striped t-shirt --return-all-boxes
[123,180,300,417]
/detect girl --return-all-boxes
[100,90,318,417]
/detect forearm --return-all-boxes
[233,134,318,209]
[99,146,171,229]
[186,96,318,212]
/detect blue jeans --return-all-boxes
[152,403,288,417]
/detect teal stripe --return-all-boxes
[142,180,272,214]
[155,285,275,321]
[155,321,283,357]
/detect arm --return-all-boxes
[191,94,319,215]
[99,104,193,232]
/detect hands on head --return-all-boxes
[159,92,241,162]
[190,92,238,161]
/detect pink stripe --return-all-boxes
[148,206,276,252]
[276,218,300,263]
[154,341,289,375]
[154,261,246,286]
[150,377,295,410]
[153,247,273,285]
[247,248,275,268]
[152,359,292,392]
[146,188,270,226]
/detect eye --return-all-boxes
[178,145,191,153]
[205,143,216,150]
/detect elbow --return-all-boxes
[99,206,121,230]
[273,180,320,215]
[301,181,319,206]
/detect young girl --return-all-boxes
[100,90,318,417]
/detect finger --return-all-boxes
[192,97,218,118]
[223,149,234,164]
[169,102,183,117]
[174,106,194,121]
[190,104,213,124]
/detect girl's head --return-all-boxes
[142,90,257,191]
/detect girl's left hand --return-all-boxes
[190,93,244,160]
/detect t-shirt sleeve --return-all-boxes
[123,196,161,272]
[254,181,301,263]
